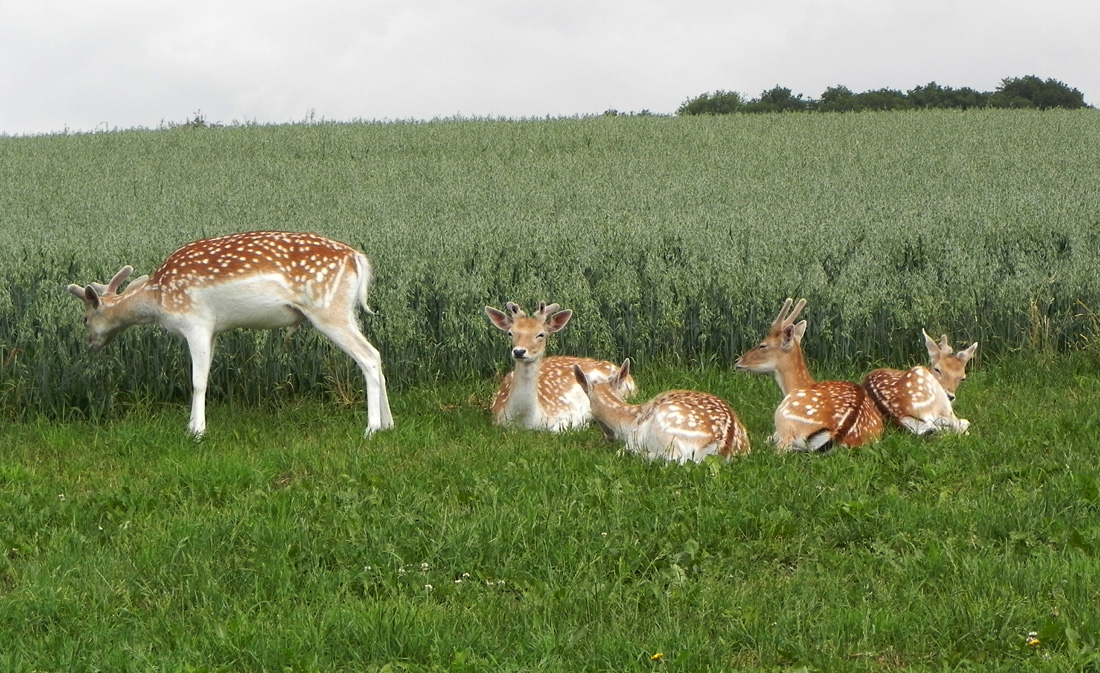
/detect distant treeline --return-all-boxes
[678,76,1088,115]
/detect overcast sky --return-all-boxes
[2,0,1097,136]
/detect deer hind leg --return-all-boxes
[307,312,393,434]
[772,414,831,453]
[184,329,216,438]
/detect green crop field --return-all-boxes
[1,109,1098,418]
[2,110,1100,671]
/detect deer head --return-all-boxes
[922,330,978,401]
[67,266,149,351]
[485,301,573,364]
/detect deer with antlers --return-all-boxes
[735,298,882,452]
[484,301,635,431]
[67,231,393,437]
[573,359,750,463]
[861,331,977,435]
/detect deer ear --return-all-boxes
[782,321,806,350]
[957,342,978,363]
[83,285,102,310]
[485,306,512,331]
[615,358,632,387]
[572,364,591,393]
[922,329,940,359]
[546,309,572,333]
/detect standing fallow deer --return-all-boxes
[734,298,882,452]
[861,331,977,435]
[67,231,393,437]
[485,301,635,431]
[573,359,751,463]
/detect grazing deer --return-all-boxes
[861,331,977,435]
[484,301,635,431]
[67,231,393,437]
[573,359,750,463]
[735,298,882,452]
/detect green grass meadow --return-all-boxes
[2,110,1100,670]
[3,355,1100,671]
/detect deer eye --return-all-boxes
[757,343,768,350]
[537,333,546,339]
[933,367,942,375]
[507,331,513,337]
[82,316,88,325]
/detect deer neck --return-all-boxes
[588,388,643,442]
[774,346,816,395]
[506,357,545,416]
[106,284,164,328]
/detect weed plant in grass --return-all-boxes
[1,354,1099,671]
[2,110,1099,419]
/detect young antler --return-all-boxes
[735,298,882,452]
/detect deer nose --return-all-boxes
[512,348,527,360]
[947,392,956,402]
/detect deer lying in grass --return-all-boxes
[735,298,882,452]
[485,301,635,431]
[573,359,750,463]
[67,231,392,437]
[861,331,977,435]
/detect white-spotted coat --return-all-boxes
[485,301,635,432]
[735,298,883,452]
[68,231,392,437]
[862,330,977,435]
[574,359,750,463]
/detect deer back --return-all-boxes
[150,231,365,313]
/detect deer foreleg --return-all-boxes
[185,330,216,437]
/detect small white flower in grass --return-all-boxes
[424,584,434,592]
[57,494,65,501]
[421,562,430,572]
[398,567,406,575]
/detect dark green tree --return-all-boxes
[907,82,989,109]
[676,90,745,115]
[816,85,861,112]
[678,75,1087,116]
[745,86,807,113]
[990,76,1086,109]
[853,88,913,111]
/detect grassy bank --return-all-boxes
[2,353,1099,671]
